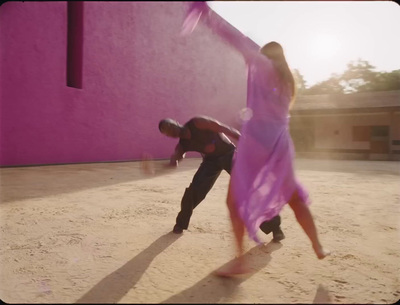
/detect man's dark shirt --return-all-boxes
[179,119,235,159]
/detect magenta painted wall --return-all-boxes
[0,2,251,166]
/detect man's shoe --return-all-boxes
[260,215,281,236]
[259,221,273,235]
[173,224,183,234]
[272,227,285,242]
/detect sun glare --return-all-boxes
[307,34,342,61]
[209,1,400,86]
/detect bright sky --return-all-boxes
[208,1,400,87]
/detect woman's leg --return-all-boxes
[226,179,245,259]
[288,190,330,259]
[215,179,249,276]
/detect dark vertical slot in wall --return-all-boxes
[67,1,84,89]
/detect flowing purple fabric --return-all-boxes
[182,2,310,243]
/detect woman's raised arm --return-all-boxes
[181,2,258,62]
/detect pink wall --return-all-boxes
[0,2,251,166]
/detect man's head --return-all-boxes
[159,118,182,138]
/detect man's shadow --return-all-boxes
[160,241,282,304]
[75,232,182,304]
[312,284,332,304]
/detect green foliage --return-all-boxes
[292,69,307,94]
[303,73,343,95]
[299,59,400,95]
[370,69,400,92]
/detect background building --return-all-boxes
[290,90,400,160]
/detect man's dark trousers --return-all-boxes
[175,149,281,232]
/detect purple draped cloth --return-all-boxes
[182,2,310,243]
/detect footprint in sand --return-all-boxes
[342,254,357,260]
[334,279,348,284]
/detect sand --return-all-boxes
[0,158,399,304]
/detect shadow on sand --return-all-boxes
[312,284,332,304]
[1,159,199,203]
[75,232,182,304]
[75,236,332,304]
[160,241,283,303]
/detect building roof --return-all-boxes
[292,90,400,112]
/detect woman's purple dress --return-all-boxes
[182,2,310,243]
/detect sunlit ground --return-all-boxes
[1,158,399,303]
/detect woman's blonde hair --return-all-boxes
[260,41,296,108]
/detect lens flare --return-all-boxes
[239,107,253,122]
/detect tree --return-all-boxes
[303,73,344,95]
[368,69,400,92]
[301,59,400,95]
[292,69,307,95]
[340,59,376,93]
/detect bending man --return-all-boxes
[159,115,285,241]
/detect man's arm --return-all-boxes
[192,116,241,140]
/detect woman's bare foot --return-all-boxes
[313,245,331,259]
[214,258,250,278]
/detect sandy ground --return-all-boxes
[0,158,399,304]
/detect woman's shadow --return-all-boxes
[312,284,332,304]
[75,232,182,304]
[160,240,282,304]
